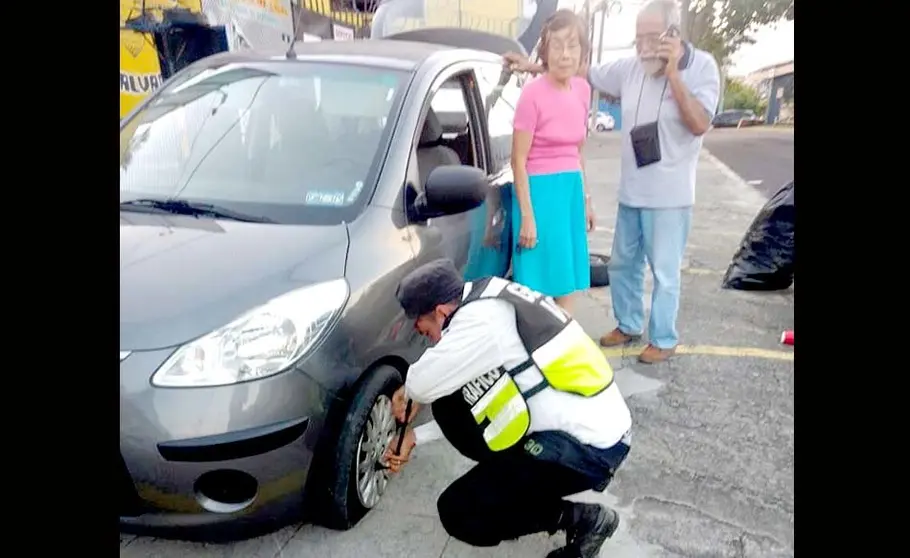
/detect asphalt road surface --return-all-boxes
[121,138,794,558]
[703,128,794,198]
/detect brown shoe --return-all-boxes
[638,344,676,364]
[599,328,642,347]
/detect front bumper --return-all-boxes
[119,347,334,531]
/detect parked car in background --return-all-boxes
[589,111,615,132]
[712,109,763,128]
[119,29,525,537]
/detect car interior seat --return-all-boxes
[416,109,461,189]
[435,110,473,167]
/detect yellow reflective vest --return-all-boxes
[432,276,614,458]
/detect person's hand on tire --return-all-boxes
[518,215,538,250]
[391,386,420,424]
[384,429,417,474]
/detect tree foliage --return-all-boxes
[722,78,766,114]
[680,0,794,67]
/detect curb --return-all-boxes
[701,148,752,190]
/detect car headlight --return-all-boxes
[151,279,349,388]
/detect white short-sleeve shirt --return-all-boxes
[589,49,720,209]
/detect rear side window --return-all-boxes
[430,81,470,138]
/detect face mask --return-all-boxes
[640,56,664,76]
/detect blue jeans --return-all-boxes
[609,203,692,349]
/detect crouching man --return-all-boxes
[385,259,633,557]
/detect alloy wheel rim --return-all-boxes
[354,394,397,508]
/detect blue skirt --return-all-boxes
[511,170,590,297]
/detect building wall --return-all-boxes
[424,0,524,37]
[305,0,374,29]
[744,60,794,124]
[203,0,294,51]
[744,60,794,88]
[764,72,794,124]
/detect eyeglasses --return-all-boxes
[635,27,678,48]
[634,34,663,47]
[548,40,582,54]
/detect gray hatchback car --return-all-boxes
[119,31,526,536]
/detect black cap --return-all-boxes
[396,259,465,319]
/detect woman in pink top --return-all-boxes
[511,9,595,313]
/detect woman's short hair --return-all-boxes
[536,9,590,71]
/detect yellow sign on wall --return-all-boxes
[119,0,203,118]
[120,30,164,118]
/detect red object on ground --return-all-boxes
[780,330,794,346]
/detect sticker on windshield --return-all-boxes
[306,191,347,207]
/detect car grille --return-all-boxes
[119,454,142,517]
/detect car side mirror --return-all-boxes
[408,165,488,222]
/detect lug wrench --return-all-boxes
[376,399,413,471]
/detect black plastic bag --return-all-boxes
[722,181,794,291]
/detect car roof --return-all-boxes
[191,39,492,73]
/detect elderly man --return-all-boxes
[506,0,720,363]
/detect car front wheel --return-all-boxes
[321,364,403,530]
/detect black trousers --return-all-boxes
[436,448,597,547]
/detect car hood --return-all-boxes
[120,212,348,350]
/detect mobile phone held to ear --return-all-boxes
[659,25,689,70]
[658,27,678,63]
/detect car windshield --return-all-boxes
[120,61,409,225]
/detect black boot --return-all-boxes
[546,503,619,558]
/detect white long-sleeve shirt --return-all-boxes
[408,283,633,447]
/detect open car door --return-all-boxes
[370,0,559,55]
